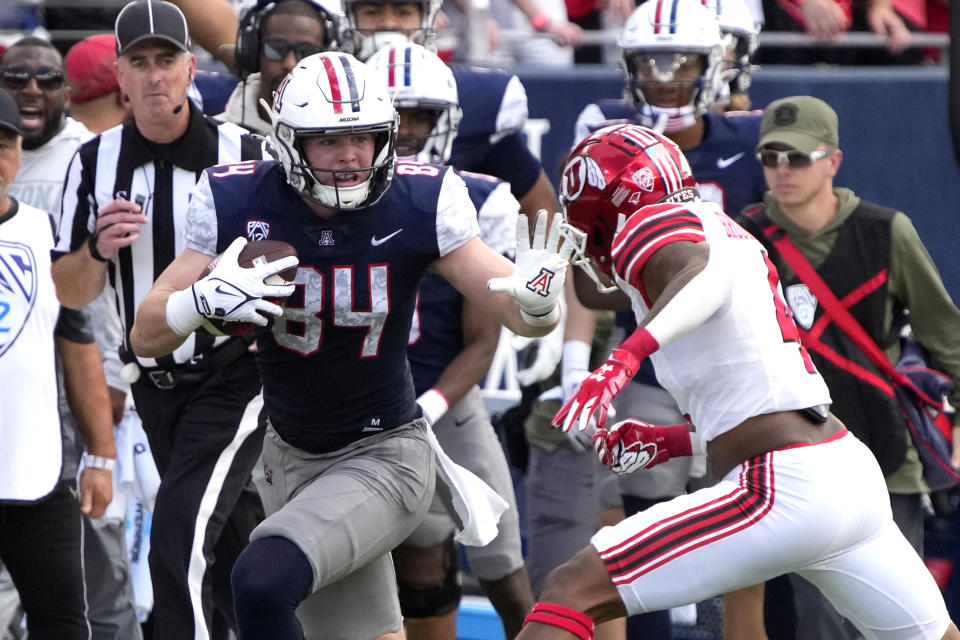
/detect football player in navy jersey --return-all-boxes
[365,43,535,639]
[573,0,764,221]
[341,0,563,221]
[130,52,571,640]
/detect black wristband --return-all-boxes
[87,232,108,262]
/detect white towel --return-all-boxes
[128,413,161,513]
[424,425,508,547]
[125,496,154,621]
[96,406,161,520]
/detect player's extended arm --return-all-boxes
[554,240,734,433]
[58,336,116,518]
[435,212,573,338]
[417,297,502,425]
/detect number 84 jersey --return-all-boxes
[611,200,832,446]
[186,159,481,452]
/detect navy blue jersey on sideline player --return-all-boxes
[407,171,517,395]
[574,101,766,217]
[449,66,541,200]
[192,159,479,453]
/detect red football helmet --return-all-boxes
[560,123,697,292]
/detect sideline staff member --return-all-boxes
[52,1,271,637]
[0,88,115,640]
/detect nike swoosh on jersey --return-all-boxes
[716,152,746,169]
[371,229,404,246]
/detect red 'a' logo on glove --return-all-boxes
[525,267,555,297]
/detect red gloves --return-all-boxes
[552,347,641,433]
[592,419,693,474]
[553,327,659,433]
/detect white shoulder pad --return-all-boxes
[491,75,529,145]
[184,171,220,257]
[436,169,481,256]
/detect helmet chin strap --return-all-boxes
[311,175,373,209]
[358,31,411,61]
[642,105,697,134]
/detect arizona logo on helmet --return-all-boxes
[0,241,38,357]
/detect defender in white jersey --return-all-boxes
[511,124,960,640]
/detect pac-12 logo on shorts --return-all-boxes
[0,241,38,357]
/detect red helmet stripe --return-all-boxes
[388,46,397,88]
[654,0,665,33]
[321,55,344,114]
[623,127,685,194]
[647,144,683,193]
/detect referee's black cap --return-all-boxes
[0,89,23,138]
[115,0,191,57]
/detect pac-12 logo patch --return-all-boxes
[246,220,271,241]
[786,284,818,330]
[525,267,555,297]
[632,167,655,192]
[0,240,38,357]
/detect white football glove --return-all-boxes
[537,385,595,453]
[488,211,574,327]
[166,237,298,336]
[515,326,564,387]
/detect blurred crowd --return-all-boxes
[0,0,950,68]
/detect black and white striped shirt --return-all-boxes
[53,102,271,369]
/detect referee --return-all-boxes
[51,2,270,638]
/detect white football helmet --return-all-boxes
[701,0,759,96]
[342,0,442,60]
[367,43,462,164]
[619,0,724,133]
[264,52,399,210]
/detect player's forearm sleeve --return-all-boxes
[625,241,735,356]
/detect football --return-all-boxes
[199,239,299,337]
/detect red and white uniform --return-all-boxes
[612,200,830,447]
[590,201,951,640]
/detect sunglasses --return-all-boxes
[262,40,325,62]
[757,148,834,169]
[0,68,66,91]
